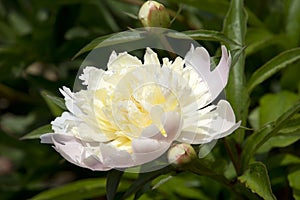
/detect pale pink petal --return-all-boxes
[142,111,182,142]
[211,100,238,132]
[81,153,111,171]
[140,124,161,138]
[130,111,182,165]
[132,138,170,165]
[40,133,55,144]
[99,143,134,168]
[175,130,199,144]
[42,133,110,171]
[176,100,239,144]
[184,45,231,102]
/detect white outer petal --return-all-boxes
[209,100,241,140]
[184,45,231,102]
[131,138,170,165]
[53,90,111,143]
[99,143,134,168]
[51,111,78,133]
[41,133,111,171]
[177,100,240,144]
[79,66,105,90]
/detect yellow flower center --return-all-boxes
[93,77,180,153]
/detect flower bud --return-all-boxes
[138,1,170,28]
[167,143,196,166]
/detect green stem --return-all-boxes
[223,0,249,145]
[223,138,240,174]
[182,158,232,186]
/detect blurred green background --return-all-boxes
[0,0,299,199]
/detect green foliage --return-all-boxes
[106,170,124,200]
[30,178,107,200]
[288,167,300,200]
[21,124,52,140]
[247,47,300,93]
[223,0,249,144]
[238,162,276,200]
[1,0,300,199]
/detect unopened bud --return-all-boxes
[138,1,170,28]
[168,143,196,166]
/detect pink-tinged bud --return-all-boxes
[167,143,196,166]
[138,1,170,28]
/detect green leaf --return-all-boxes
[280,114,300,133]
[168,0,229,18]
[106,170,124,200]
[238,162,276,200]
[30,178,106,200]
[122,166,174,199]
[223,0,247,46]
[73,31,143,59]
[182,157,230,186]
[285,0,300,48]
[267,154,300,169]
[1,113,35,136]
[177,30,240,48]
[281,62,300,91]
[167,0,264,27]
[248,107,260,130]
[21,124,52,140]
[288,167,300,200]
[41,91,65,117]
[259,91,299,126]
[241,101,300,170]
[247,47,300,93]
[152,174,211,200]
[257,129,300,153]
[223,0,249,144]
[245,28,286,56]
[46,95,66,110]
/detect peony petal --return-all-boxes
[81,153,111,171]
[144,47,160,66]
[210,100,238,132]
[76,122,110,142]
[79,66,105,90]
[145,111,182,142]
[184,45,231,102]
[141,124,161,138]
[132,138,170,165]
[40,133,55,144]
[107,51,118,66]
[132,138,167,153]
[59,87,82,115]
[99,143,134,168]
[44,133,110,171]
[51,111,81,134]
[108,52,142,71]
[161,112,183,141]
[177,100,240,144]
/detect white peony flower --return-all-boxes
[40,45,240,171]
